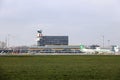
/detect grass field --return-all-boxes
[0,55,120,80]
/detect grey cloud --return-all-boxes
[0,0,120,46]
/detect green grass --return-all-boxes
[0,55,120,80]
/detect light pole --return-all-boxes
[102,35,104,48]
[6,34,11,48]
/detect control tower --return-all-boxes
[36,30,43,46]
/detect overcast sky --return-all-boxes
[0,0,120,46]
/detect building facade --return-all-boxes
[37,36,68,46]
[36,30,68,46]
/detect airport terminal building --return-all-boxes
[29,30,81,53]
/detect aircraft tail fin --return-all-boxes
[80,45,85,50]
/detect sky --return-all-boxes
[0,0,120,47]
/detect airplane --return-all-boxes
[79,45,119,54]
